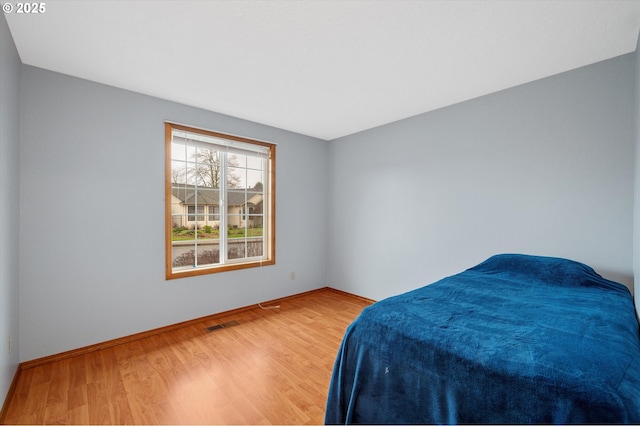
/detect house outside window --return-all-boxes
[165,122,276,279]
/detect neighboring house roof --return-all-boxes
[171,185,261,206]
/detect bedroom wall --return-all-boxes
[19,66,329,362]
[0,13,22,405]
[634,30,640,322]
[328,53,635,302]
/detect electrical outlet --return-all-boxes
[8,335,12,355]
[290,271,296,280]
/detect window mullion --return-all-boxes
[193,144,199,268]
[219,150,227,264]
[262,157,268,260]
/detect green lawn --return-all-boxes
[172,227,263,241]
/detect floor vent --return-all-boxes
[206,320,239,332]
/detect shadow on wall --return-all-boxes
[598,269,634,295]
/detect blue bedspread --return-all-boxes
[325,254,640,424]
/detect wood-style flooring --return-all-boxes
[1,288,373,424]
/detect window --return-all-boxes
[187,205,204,222]
[208,205,220,221]
[165,122,275,279]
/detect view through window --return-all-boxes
[165,123,275,279]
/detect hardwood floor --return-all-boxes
[1,288,373,425]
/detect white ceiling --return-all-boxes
[5,0,640,140]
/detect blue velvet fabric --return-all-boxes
[325,254,640,424]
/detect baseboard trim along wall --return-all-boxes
[21,287,374,370]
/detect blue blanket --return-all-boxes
[325,254,640,424]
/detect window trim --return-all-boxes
[165,122,276,279]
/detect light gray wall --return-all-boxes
[0,13,22,404]
[328,54,635,302]
[19,66,329,361]
[634,30,640,322]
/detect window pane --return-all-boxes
[246,169,263,191]
[171,142,187,161]
[188,205,205,223]
[230,237,264,259]
[227,166,245,189]
[171,242,221,269]
[227,189,246,207]
[172,222,195,243]
[193,147,221,188]
[208,205,220,221]
[229,153,246,168]
[251,239,264,257]
[228,241,246,260]
[246,156,262,170]
[195,243,219,267]
[184,145,197,162]
[171,161,187,184]
[172,242,196,269]
[248,216,264,234]
[227,220,243,239]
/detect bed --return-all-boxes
[325,254,640,424]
